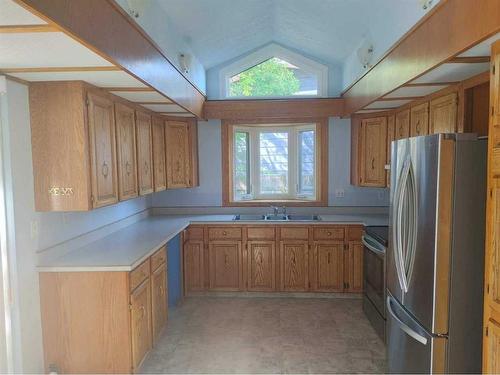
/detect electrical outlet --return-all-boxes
[30,220,39,239]
[335,189,345,198]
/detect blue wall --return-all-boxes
[167,234,182,307]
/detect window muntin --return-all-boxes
[232,124,317,202]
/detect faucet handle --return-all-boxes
[282,206,287,215]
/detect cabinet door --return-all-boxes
[314,243,344,292]
[395,109,410,140]
[114,103,138,201]
[136,111,154,195]
[280,241,309,291]
[429,93,458,134]
[386,114,395,187]
[152,117,166,192]
[208,241,242,291]
[344,241,363,292]
[247,240,276,291]
[165,121,190,188]
[130,279,152,370]
[184,240,205,293]
[410,102,429,136]
[359,117,387,187]
[486,318,500,374]
[87,92,118,208]
[188,120,199,187]
[151,266,167,342]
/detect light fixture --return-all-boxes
[178,53,192,75]
[126,0,144,18]
[357,42,374,70]
[420,0,433,10]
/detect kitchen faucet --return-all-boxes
[270,205,279,216]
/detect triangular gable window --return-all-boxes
[228,57,318,98]
[220,44,328,99]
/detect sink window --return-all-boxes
[224,120,328,205]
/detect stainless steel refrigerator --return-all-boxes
[387,133,486,374]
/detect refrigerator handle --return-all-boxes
[394,158,411,292]
[386,296,428,345]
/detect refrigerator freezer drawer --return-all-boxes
[387,294,447,374]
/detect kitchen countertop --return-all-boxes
[37,213,388,272]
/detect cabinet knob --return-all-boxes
[125,161,131,176]
[371,158,375,169]
[327,231,332,236]
[222,231,227,236]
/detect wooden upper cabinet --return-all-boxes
[115,103,138,201]
[429,93,458,134]
[136,111,154,195]
[314,243,344,292]
[130,279,152,371]
[87,92,119,208]
[359,117,387,187]
[410,102,429,137]
[165,120,191,188]
[395,109,410,140]
[279,241,309,291]
[247,240,276,291]
[188,120,200,187]
[208,241,242,291]
[152,117,166,192]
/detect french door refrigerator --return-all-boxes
[387,133,486,374]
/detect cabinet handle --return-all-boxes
[144,161,149,175]
[224,253,229,265]
[222,230,227,236]
[416,121,420,133]
[328,253,331,264]
[101,161,109,178]
[125,161,131,176]
[159,286,164,296]
[327,231,332,236]
[176,160,181,172]
[139,305,145,319]
[371,158,375,170]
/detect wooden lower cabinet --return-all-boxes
[130,278,152,370]
[151,264,168,341]
[39,248,168,373]
[485,317,500,373]
[313,242,344,292]
[184,240,205,292]
[279,241,309,291]
[344,241,363,292]
[208,240,243,291]
[247,240,276,291]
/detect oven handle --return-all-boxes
[362,235,386,256]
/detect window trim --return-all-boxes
[219,44,328,99]
[222,118,328,207]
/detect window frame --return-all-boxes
[222,118,328,207]
[219,44,328,99]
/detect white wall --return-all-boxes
[2,80,151,373]
[115,0,206,94]
[152,119,389,208]
[341,0,441,91]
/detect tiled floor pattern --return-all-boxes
[140,297,386,374]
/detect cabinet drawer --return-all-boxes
[247,227,275,240]
[151,246,166,271]
[347,226,364,241]
[313,227,345,241]
[130,259,150,292]
[187,226,204,241]
[208,227,242,240]
[280,227,309,240]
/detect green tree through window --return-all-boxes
[229,58,300,97]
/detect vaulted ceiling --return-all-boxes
[156,0,431,70]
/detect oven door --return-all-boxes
[363,233,386,317]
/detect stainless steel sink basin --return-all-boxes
[265,214,288,221]
[286,215,321,221]
[233,214,266,221]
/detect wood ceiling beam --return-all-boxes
[404,82,458,87]
[378,96,422,101]
[14,0,205,119]
[0,24,59,33]
[105,87,154,92]
[204,98,344,120]
[342,0,500,115]
[0,66,120,73]
[134,101,173,105]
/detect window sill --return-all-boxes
[224,199,327,207]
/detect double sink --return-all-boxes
[233,214,321,222]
